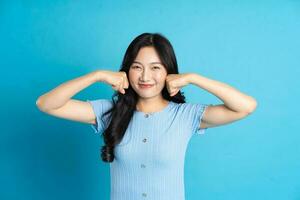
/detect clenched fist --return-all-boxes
[100,70,129,94]
[165,73,192,96]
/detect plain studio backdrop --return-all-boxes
[0,0,299,200]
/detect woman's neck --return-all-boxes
[136,97,169,113]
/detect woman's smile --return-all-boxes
[138,83,154,89]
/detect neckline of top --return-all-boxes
[134,101,174,115]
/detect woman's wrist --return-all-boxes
[186,73,198,85]
[93,70,107,83]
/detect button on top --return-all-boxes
[144,114,149,118]
[142,138,147,143]
[142,193,147,197]
[141,164,146,168]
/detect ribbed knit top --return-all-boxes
[87,99,208,200]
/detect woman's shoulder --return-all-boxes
[86,98,114,114]
[87,98,113,104]
[171,101,208,114]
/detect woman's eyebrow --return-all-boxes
[132,61,162,65]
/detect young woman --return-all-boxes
[36,32,257,200]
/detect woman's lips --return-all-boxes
[138,84,154,89]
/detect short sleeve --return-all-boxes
[86,99,113,134]
[192,104,209,135]
[180,103,209,135]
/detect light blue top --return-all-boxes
[87,99,209,200]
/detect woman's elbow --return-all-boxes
[247,98,258,114]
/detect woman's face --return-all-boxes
[128,46,168,99]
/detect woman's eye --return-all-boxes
[132,66,141,69]
[153,66,160,69]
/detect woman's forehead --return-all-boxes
[134,47,161,62]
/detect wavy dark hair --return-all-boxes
[100,32,186,163]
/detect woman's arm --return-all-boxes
[187,73,258,129]
[36,70,129,124]
[36,70,105,124]
[36,71,103,111]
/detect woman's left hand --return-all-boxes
[165,73,192,96]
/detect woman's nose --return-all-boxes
[140,69,151,81]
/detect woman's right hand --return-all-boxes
[97,70,129,94]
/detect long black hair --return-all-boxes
[100,32,186,163]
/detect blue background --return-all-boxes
[1,0,299,199]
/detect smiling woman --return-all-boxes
[97,33,187,163]
[36,32,257,200]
